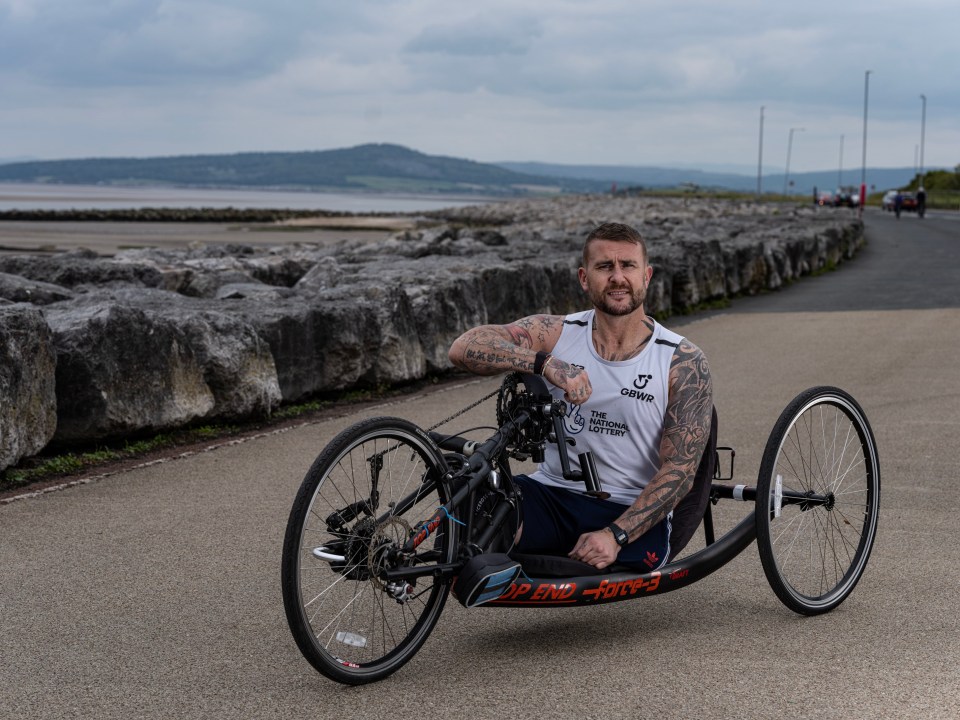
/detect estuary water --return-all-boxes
[0,182,492,213]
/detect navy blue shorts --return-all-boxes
[513,475,670,571]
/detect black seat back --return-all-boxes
[668,406,718,560]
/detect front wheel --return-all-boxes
[281,417,455,684]
[756,387,880,615]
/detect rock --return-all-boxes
[44,290,281,443]
[238,283,426,401]
[0,272,75,305]
[214,283,294,301]
[294,256,342,291]
[0,305,58,471]
[0,249,165,290]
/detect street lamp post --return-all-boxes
[919,94,927,187]
[838,134,844,189]
[860,70,871,217]
[757,106,765,198]
[783,127,804,196]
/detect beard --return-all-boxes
[589,281,647,317]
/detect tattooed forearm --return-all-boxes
[449,315,563,376]
[616,339,713,541]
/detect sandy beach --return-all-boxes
[0,218,414,256]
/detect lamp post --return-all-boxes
[860,70,871,217]
[783,126,804,196]
[757,106,765,198]
[919,94,926,187]
[838,134,844,189]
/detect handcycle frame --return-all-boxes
[282,372,880,684]
[383,375,819,607]
[482,485,757,608]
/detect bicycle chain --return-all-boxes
[425,385,501,432]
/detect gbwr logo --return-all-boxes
[633,374,653,390]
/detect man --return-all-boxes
[448,222,713,571]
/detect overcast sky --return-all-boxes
[2,0,957,174]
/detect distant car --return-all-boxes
[834,188,859,208]
[816,191,836,207]
[883,190,918,214]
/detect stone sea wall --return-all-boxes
[0,195,863,471]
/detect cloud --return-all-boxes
[1,0,958,168]
[404,15,540,57]
[0,0,330,86]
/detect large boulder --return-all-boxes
[44,291,281,442]
[238,282,426,402]
[0,272,74,305]
[0,248,165,289]
[0,305,58,470]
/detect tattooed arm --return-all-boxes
[448,314,593,404]
[569,339,713,568]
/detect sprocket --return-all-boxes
[495,373,554,460]
[495,372,524,426]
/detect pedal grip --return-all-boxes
[579,452,609,499]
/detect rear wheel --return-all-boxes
[281,417,455,684]
[756,387,880,615]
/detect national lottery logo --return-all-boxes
[564,403,585,435]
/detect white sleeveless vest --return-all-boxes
[530,309,683,506]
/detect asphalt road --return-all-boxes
[2,208,959,719]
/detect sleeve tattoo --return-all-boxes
[617,339,713,542]
[451,315,562,375]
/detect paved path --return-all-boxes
[2,208,959,719]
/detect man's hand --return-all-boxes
[544,359,592,405]
[568,528,619,569]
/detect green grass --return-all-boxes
[806,257,840,277]
[0,421,250,493]
[0,389,393,495]
[273,399,331,420]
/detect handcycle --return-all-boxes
[281,373,880,685]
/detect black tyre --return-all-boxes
[756,387,880,615]
[281,417,455,684]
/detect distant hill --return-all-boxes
[0,156,38,165]
[497,161,936,196]
[0,144,608,196]
[0,143,937,197]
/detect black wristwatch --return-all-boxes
[607,522,629,547]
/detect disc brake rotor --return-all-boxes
[367,516,413,590]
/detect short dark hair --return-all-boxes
[582,222,647,266]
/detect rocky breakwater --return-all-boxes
[0,195,862,471]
